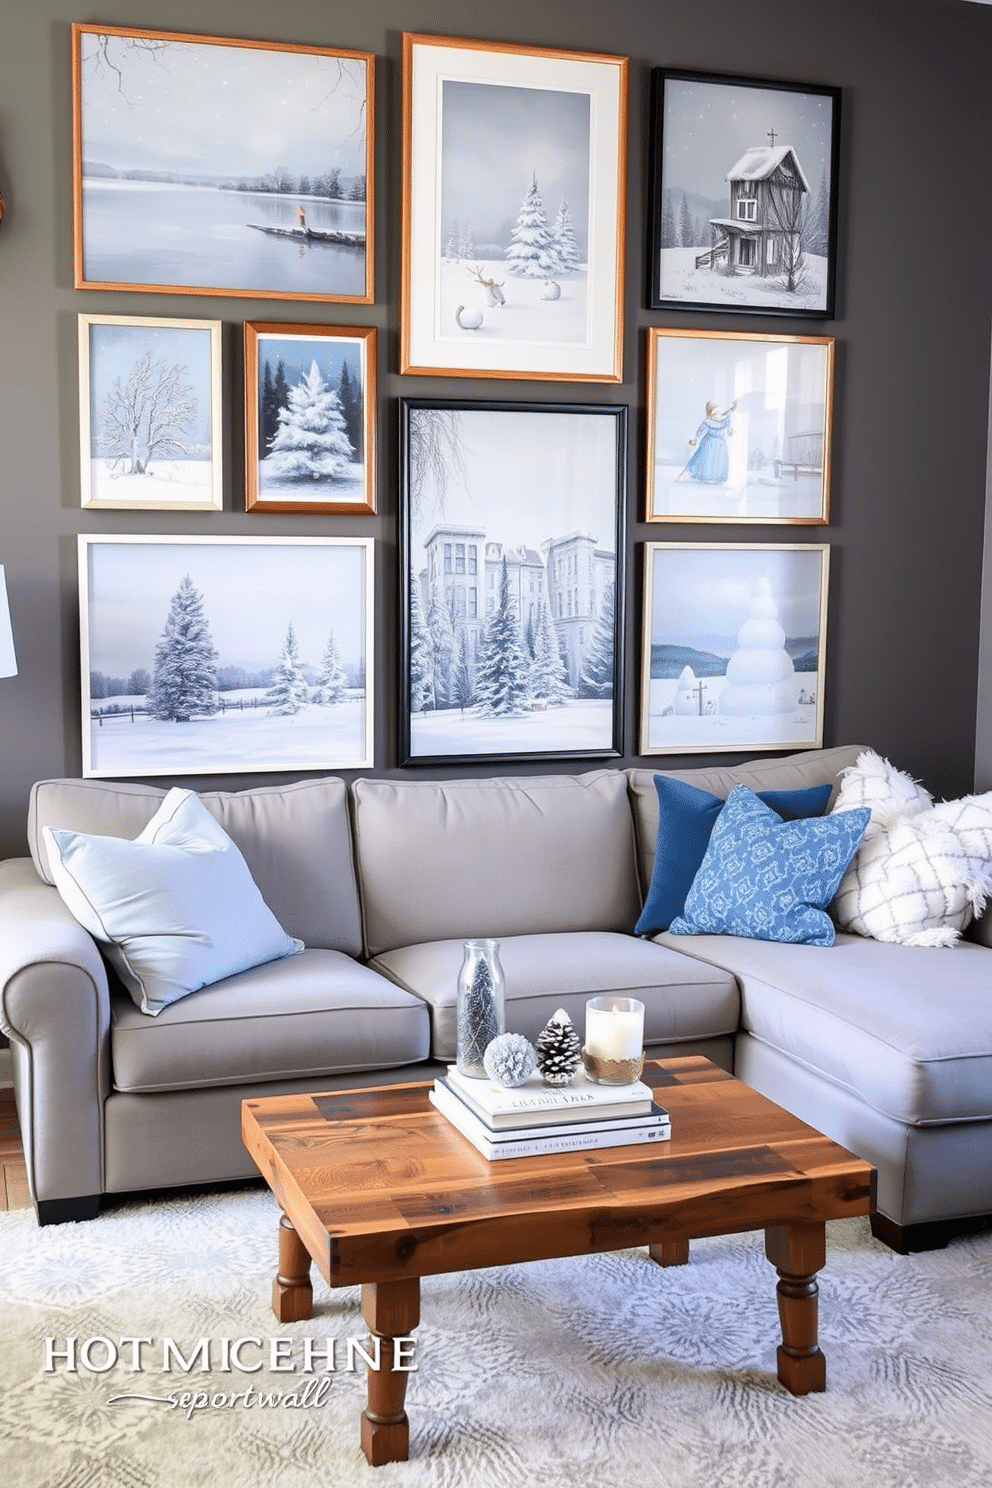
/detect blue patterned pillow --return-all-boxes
[668,785,870,947]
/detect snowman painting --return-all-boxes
[719,577,795,716]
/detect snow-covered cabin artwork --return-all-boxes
[640,543,828,755]
[700,143,809,284]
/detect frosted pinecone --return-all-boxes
[535,1008,582,1086]
[483,1033,538,1088]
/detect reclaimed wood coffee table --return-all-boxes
[242,1056,874,1466]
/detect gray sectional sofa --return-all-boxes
[1,743,990,1254]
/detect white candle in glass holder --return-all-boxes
[584,996,644,1062]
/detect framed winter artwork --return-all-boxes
[399,398,626,765]
[639,542,829,755]
[648,69,841,318]
[244,323,376,514]
[72,23,374,303]
[78,535,374,778]
[400,33,627,381]
[78,314,223,511]
[645,328,834,524]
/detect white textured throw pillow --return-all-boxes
[44,788,303,1014]
[831,750,992,948]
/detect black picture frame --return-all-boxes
[399,398,626,766]
[648,68,841,319]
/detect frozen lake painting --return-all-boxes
[403,402,624,763]
[80,537,374,777]
[73,26,372,300]
[640,544,829,755]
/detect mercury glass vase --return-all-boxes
[455,939,506,1078]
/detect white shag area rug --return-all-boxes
[2,1189,991,1488]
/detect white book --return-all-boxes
[432,1077,670,1144]
[444,1064,654,1130]
[429,1087,671,1161]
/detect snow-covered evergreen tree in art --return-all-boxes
[475,558,530,716]
[529,597,572,705]
[578,580,615,699]
[505,173,559,278]
[311,629,347,705]
[267,361,353,481]
[149,575,218,723]
[265,623,311,715]
[552,199,580,273]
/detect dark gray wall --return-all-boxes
[1,0,990,858]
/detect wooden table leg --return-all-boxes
[272,1212,313,1323]
[360,1278,421,1466]
[764,1221,827,1395]
[649,1238,690,1267]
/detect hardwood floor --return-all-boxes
[0,1088,31,1211]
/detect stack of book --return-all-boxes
[429,1064,671,1161]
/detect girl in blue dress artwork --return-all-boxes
[685,400,737,483]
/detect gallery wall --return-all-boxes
[0,0,990,859]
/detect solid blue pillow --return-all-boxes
[667,784,870,947]
[634,776,834,935]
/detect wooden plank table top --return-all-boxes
[242,1056,875,1465]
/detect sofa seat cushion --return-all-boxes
[369,931,740,1062]
[655,929,992,1126]
[110,948,431,1093]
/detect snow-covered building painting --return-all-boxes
[698,141,810,282]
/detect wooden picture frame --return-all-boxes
[72,23,374,303]
[639,541,829,755]
[400,398,626,764]
[648,68,840,318]
[401,33,627,381]
[79,535,375,777]
[244,323,376,514]
[645,328,833,524]
[78,314,223,511]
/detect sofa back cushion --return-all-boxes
[28,776,363,955]
[352,770,640,957]
[626,745,866,901]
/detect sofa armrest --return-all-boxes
[0,857,111,1210]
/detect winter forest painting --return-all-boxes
[403,402,624,763]
[245,325,374,512]
[403,38,626,378]
[80,316,221,510]
[651,72,838,315]
[80,538,373,776]
[73,26,372,301]
[640,544,828,754]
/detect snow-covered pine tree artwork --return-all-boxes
[505,173,560,278]
[408,580,434,714]
[264,624,312,715]
[475,558,531,718]
[267,361,353,481]
[311,629,347,705]
[552,199,581,273]
[578,580,616,699]
[148,576,218,722]
[528,599,572,706]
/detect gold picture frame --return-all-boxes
[244,323,376,515]
[72,23,374,303]
[401,32,627,382]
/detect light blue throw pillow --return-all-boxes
[668,784,870,947]
[44,788,303,1015]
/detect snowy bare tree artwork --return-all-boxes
[650,71,839,318]
[402,37,626,379]
[245,324,375,513]
[73,24,373,302]
[80,536,374,777]
[79,315,222,510]
[402,401,624,764]
[640,543,829,756]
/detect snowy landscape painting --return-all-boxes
[646,328,833,523]
[244,323,375,513]
[640,543,829,755]
[79,537,374,777]
[72,24,373,302]
[401,400,625,763]
[649,70,840,317]
[402,35,626,379]
[79,315,222,511]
